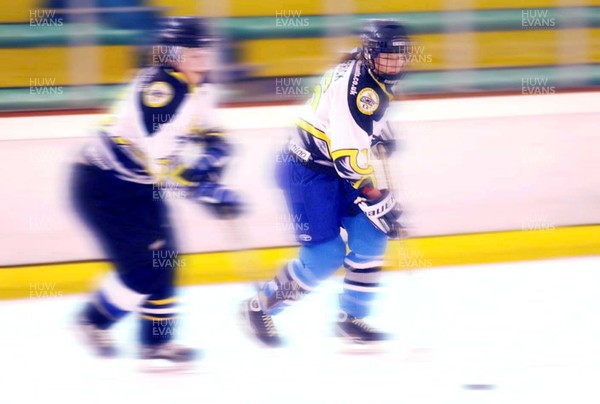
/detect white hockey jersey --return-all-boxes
[291,56,395,190]
[81,66,227,186]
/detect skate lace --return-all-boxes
[262,314,277,336]
[351,318,376,333]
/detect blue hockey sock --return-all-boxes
[339,251,384,318]
[339,214,387,318]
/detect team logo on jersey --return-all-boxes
[356,88,380,115]
[143,81,174,108]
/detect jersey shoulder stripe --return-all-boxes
[138,66,189,136]
[346,61,393,135]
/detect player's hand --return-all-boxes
[354,189,403,238]
[371,124,398,158]
[371,136,397,159]
[362,187,382,200]
[195,182,243,219]
[178,155,224,184]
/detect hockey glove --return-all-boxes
[371,123,398,158]
[195,182,243,219]
[178,157,223,185]
[371,137,397,159]
[354,189,403,238]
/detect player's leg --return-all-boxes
[71,163,145,356]
[77,272,148,357]
[118,189,199,365]
[242,237,345,347]
[337,212,389,343]
[136,232,197,365]
[72,163,195,360]
[241,158,345,346]
[258,235,346,315]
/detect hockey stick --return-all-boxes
[376,143,396,195]
[376,143,408,242]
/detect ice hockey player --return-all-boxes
[241,20,408,347]
[71,17,241,368]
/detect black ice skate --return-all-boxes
[139,343,198,372]
[335,311,389,345]
[240,297,282,348]
[75,313,117,358]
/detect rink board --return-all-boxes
[1,92,600,267]
[1,224,598,300]
[1,92,599,299]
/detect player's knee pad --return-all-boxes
[343,213,388,257]
[298,235,346,278]
[118,237,179,295]
[96,272,149,317]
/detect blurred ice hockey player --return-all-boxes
[71,17,241,368]
[241,20,407,347]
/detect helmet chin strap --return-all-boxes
[373,65,405,85]
[366,67,399,96]
[380,74,402,86]
[364,63,401,89]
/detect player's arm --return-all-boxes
[138,77,225,182]
[166,128,241,219]
[181,83,233,183]
[173,128,231,185]
[327,76,380,193]
[183,88,242,218]
[328,80,402,237]
[331,146,402,237]
[187,131,242,218]
[371,119,398,159]
[138,74,191,179]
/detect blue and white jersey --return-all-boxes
[81,65,228,186]
[292,57,394,190]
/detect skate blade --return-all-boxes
[336,338,390,355]
[138,359,198,374]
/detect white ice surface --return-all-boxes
[2,256,600,404]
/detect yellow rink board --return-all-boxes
[151,0,598,18]
[242,28,600,77]
[1,0,45,23]
[0,46,136,88]
[1,225,598,300]
[1,29,598,87]
[3,0,598,22]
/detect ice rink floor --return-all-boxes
[3,256,600,404]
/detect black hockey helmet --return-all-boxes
[158,17,217,48]
[360,19,410,84]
